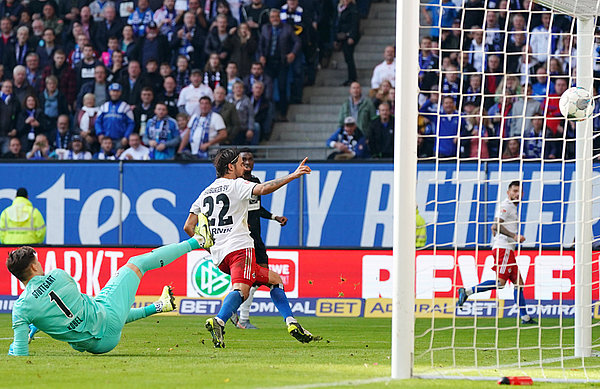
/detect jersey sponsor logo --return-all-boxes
[186,251,231,298]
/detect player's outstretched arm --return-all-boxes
[253,158,311,196]
[8,321,30,356]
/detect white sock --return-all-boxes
[239,285,258,322]
[521,314,531,321]
[285,316,297,326]
[215,317,225,326]
[466,287,474,296]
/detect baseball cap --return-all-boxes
[72,135,83,142]
[344,116,356,125]
[148,21,158,29]
[109,83,122,91]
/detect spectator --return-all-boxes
[243,61,273,101]
[12,65,34,105]
[371,45,395,90]
[177,68,214,116]
[36,28,61,69]
[460,106,491,159]
[175,112,190,155]
[258,8,301,122]
[370,79,392,109]
[134,86,155,134]
[74,44,101,89]
[532,66,552,99]
[203,52,226,90]
[542,76,568,136]
[205,14,231,62]
[25,52,43,92]
[326,116,368,160]
[436,96,459,159]
[2,137,25,159]
[30,19,45,47]
[174,55,191,93]
[223,23,257,78]
[52,134,93,160]
[0,79,20,153]
[418,91,438,159]
[100,36,121,67]
[441,63,460,100]
[143,102,180,160]
[158,75,179,118]
[0,1,23,25]
[506,32,527,73]
[421,0,458,39]
[187,95,227,159]
[128,0,154,37]
[209,0,238,30]
[227,81,255,144]
[77,64,110,108]
[418,36,439,93]
[280,0,311,100]
[120,25,137,60]
[26,133,51,160]
[0,187,46,244]
[120,132,150,160]
[336,0,360,86]
[224,62,242,95]
[49,114,75,150]
[41,3,64,36]
[523,113,554,159]
[174,11,206,69]
[95,5,124,52]
[130,21,170,67]
[67,33,89,69]
[77,93,99,145]
[337,81,376,139]
[96,83,135,150]
[467,27,484,72]
[153,0,181,41]
[250,80,273,141]
[16,94,49,150]
[212,85,239,144]
[41,49,77,109]
[509,83,542,138]
[4,26,32,71]
[502,138,522,160]
[483,54,502,110]
[241,0,270,37]
[120,60,144,107]
[90,0,115,22]
[529,12,556,64]
[368,102,394,159]
[38,75,67,122]
[462,73,482,108]
[94,135,117,160]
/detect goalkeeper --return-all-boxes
[7,227,212,356]
[457,181,536,325]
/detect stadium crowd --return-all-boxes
[417,0,600,161]
[0,0,374,160]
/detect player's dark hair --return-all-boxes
[238,147,252,155]
[6,246,37,282]
[214,148,239,178]
[508,180,520,189]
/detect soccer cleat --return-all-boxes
[521,317,538,325]
[194,213,214,249]
[457,287,468,307]
[28,324,38,343]
[155,286,176,313]
[288,321,321,343]
[238,321,259,330]
[205,317,225,348]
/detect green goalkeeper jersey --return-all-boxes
[11,269,108,356]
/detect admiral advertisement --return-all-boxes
[2,161,600,248]
[1,247,599,319]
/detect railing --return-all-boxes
[213,145,332,160]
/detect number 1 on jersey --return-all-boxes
[49,291,74,318]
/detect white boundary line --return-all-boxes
[269,377,392,389]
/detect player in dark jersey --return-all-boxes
[230,148,288,329]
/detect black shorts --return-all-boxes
[255,246,268,266]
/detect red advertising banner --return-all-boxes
[0,247,597,300]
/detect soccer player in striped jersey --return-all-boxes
[7,230,212,356]
[184,148,320,348]
[457,181,536,325]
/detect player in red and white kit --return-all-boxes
[457,181,536,324]
[184,148,320,348]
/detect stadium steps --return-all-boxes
[263,1,396,161]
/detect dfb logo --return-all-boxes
[186,251,231,297]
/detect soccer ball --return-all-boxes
[558,86,595,121]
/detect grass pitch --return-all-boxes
[1,315,600,388]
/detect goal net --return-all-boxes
[413,0,600,382]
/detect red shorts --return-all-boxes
[218,248,270,286]
[491,248,519,284]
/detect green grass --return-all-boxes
[1,315,600,388]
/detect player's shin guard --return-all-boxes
[239,285,258,322]
[125,305,157,323]
[217,289,244,323]
[129,239,195,275]
[270,284,294,322]
[514,287,528,318]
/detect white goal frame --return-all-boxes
[392,0,598,379]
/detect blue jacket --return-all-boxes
[437,110,459,157]
[143,116,180,160]
[95,100,135,141]
[326,127,368,159]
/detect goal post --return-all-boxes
[392,0,419,380]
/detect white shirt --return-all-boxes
[189,177,257,265]
[469,39,484,72]
[54,149,93,160]
[120,145,150,160]
[529,25,550,63]
[177,83,214,116]
[187,112,226,155]
[370,59,395,89]
[492,198,519,251]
